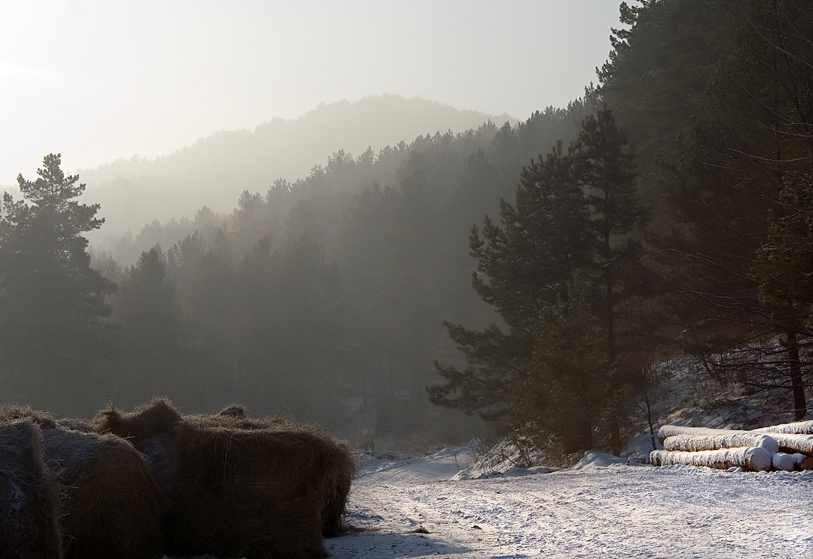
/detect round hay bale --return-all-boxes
[186,411,356,537]
[97,399,356,555]
[164,421,351,559]
[0,419,63,559]
[94,397,183,495]
[0,404,98,434]
[94,397,183,440]
[42,429,164,559]
[0,405,59,429]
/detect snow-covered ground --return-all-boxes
[325,447,813,559]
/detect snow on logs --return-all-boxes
[771,452,795,472]
[759,432,813,455]
[751,422,813,455]
[754,420,813,435]
[651,446,773,471]
[653,422,813,472]
[659,427,779,454]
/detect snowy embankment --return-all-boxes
[326,447,813,559]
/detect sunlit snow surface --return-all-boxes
[324,448,813,559]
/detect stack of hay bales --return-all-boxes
[96,398,356,559]
[0,406,165,559]
[0,399,354,558]
[0,419,62,559]
[651,422,813,472]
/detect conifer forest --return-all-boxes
[1,0,812,458]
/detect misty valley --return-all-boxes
[2,1,813,558]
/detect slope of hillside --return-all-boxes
[80,95,512,240]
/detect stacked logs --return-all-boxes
[651,421,813,472]
[0,399,355,559]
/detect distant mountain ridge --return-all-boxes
[80,95,514,240]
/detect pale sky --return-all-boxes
[1,0,621,185]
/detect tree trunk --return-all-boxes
[604,214,616,365]
[785,330,807,421]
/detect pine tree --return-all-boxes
[656,0,813,419]
[597,0,735,210]
[182,230,238,410]
[266,233,342,420]
[430,109,650,455]
[573,107,645,363]
[530,279,607,453]
[753,171,813,420]
[572,107,648,452]
[429,144,597,451]
[0,154,115,414]
[114,246,189,407]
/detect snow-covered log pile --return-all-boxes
[652,422,813,472]
[651,446,773,471]
[754,420,813,435]
[658,426,779,454]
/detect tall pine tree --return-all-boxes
[656,0,813,419]
[429,143,597,453]
[113,246,190,407]
[0,154,115,415]
[430,110,648,456]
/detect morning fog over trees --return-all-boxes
[1,0,812,458]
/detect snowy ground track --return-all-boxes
[325,449,813,559]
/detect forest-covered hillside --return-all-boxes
[1,0,811,455]
[80,95,512,244]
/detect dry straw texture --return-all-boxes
[0,405,60,429]
[95,397,183,495]
[0,405,94,434]
[190,406,356,538]
[97,398,356,559]
[0,419,63,559]
[41,428,164,559]
[166,424,334,558]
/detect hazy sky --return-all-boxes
[1,0,621,185]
